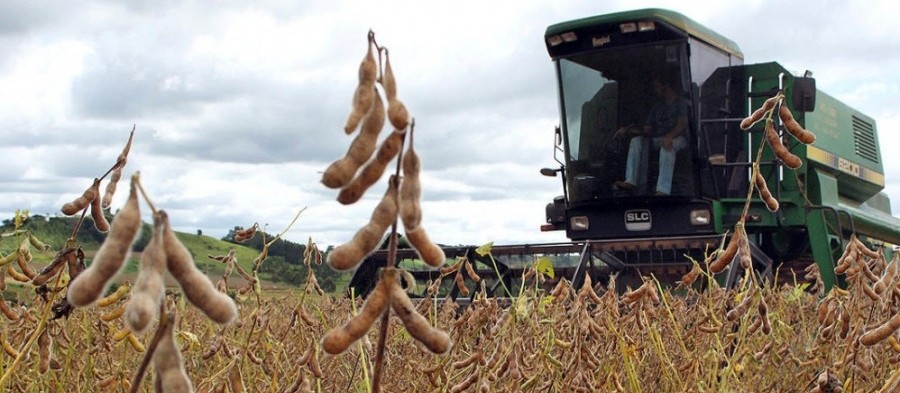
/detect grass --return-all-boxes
[173,230,261,275]
[0,218,279,302]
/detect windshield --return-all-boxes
[558,42,694,201]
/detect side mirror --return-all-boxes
[792,77,816,112]
[540,168,559,177]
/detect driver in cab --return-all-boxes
[612,74,688,196]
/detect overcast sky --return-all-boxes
[1,1,898,248]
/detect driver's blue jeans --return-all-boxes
[624,135,687,195]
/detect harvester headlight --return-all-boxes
[638,21,656,31]
[561,31,578,42]
[570,216,590,231]
[619,22,637,33]
[547,35,563,46]
[690,209,711,226]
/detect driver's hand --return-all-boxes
[662,135,674,151]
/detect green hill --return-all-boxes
[0,214,265,287]
[3,214,350,296]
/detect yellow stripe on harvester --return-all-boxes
[807,145,884,186]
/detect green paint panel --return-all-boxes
[806,91,881,173]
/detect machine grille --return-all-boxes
[852,116,879,163]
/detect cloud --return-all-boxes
[1,0,899,250]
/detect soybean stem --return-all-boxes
[129,304,171,393]
[740,92,783,222]
[266,207,308,248]
[99,125,135,181]
[371,119,410,393]
[133,172,158,215]
[68,204,90,243]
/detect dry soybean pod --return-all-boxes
[838,307,851,340]
[321,269,392,354]
[202,335,223,360]
[337,129,405,205]
[726,289,754,322]
[779,105,816,144]
[68,177,141,306]
[382,48,398,101]
[835,246,857,275]
[464,260,481,282]
[345,84,375,135]
[578,273,603,304]
[382,49,410,131]
[299,306,316,327]
[67,248,86,282]
[103,128,135,209]
[859,312,900,346]
[344,35,377,134]
[852,236,882,260]
[387,97,410,132]
[322,88,386,189]
[737,238,752,270]
[450,372,479,393]
[90,178,110,232]
[755,172,779,212]
[161,211,238,325]
[400,139,444,270]
[0,298,18,321]
[153,312,193,393]
[454,271,470,297]
[399,133,422,230]
[7,264,33,283]
[816,298,833,325]
[405,226,446,268]
[740,95,779,130]
[453,351,483,369]
[758,296,771,335]
[306,347,323,379]
[387,268,451,354]
[61,179,99,216]
[328,176,399,270]
[680,263,702,287]
[38,329,51,374]
[874,258,897,294]
[31,248,73,286]
[709,227,743,274]
[15,242,36,279]
[233,224,258,243]
[125,213,166,334]
[765,122,803,169]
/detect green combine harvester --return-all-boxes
[540,8,899,291]
[348,8,898,298]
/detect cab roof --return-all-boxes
[546,8,743,59]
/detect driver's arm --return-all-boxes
[665,115,688,139]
